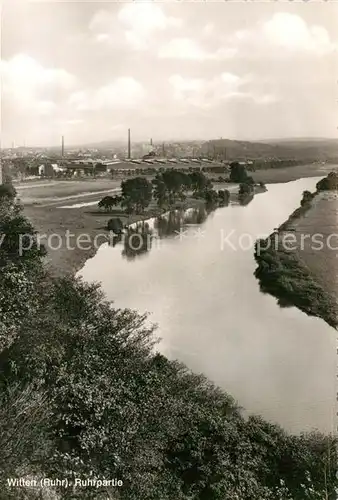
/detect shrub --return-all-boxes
[107,217,123,234]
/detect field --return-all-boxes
[289,191,338,300]
[255,187,338,327]
[251,162,338,183]
[16,179,121,205]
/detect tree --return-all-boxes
[121,177,153,214]
[0,200,46,268]
[0,183,16,201]
[160,170,191,205]
[245,175,255,186]
[218,189,230,206]
[0,200,46,349]
[204,189,219,206]
[152,175,169,209]
[107,217,123,234]
[301,190,314,206]
[239,183,253,196]
[229,162,250,183]
[188,171,211,195]
[98,195,120,212]
[316,172,338,191]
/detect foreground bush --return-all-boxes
[0,195,337,499]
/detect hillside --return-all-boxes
[203,138,338,161]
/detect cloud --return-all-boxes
[169,72,244,108]
[263,13,335,54]
[226,13,337,57]
[168,72,277,109]
[202,23,214,37]
[36,100,57,115]
[1,54,75,90]
[159,13,335,63]
[118,3,181,32]
[1,54,75,116]
[159,38,207,60]
[65,119,84,126]
[159,37,236,61]
[90,4,182,51]
[69,77,146,111]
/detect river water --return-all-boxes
[79,177,337,434]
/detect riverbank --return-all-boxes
[23,181,266,277]
[24,196,206,277]
[254,179,338,329]
[251,162,337,184]
[20,164,337,278]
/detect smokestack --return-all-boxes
[127,128,131,159]
[0,163,3,185]
[61,136,64,158]
[150,138,153,146]
[162,142,165,157]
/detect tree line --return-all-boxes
[98,170,231,216]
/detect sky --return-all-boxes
[1,0,338,147]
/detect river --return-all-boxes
[79,177,337,434]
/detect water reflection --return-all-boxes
[121,222,153,261]
[155,206,209,238]
[239,194,254,206]
[117,208,212,260]
[155,211,183,238]
[184,206,208,225]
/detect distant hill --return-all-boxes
[202,138,338,161]
[13,137,337,162]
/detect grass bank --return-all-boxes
[254,175,338,329]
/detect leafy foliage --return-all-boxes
[0,183,16,201]
[152,175,169,209]
[218,190,230,206]
[107,217,124,234]
[98,195,121,211]
[316,172,338,191]
[239,183,253,196]
[121,177,153,214]
[300,190,315,206]
[0,194,337,499]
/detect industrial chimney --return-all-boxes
[61,135,64,158]
[127,129,131,159]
